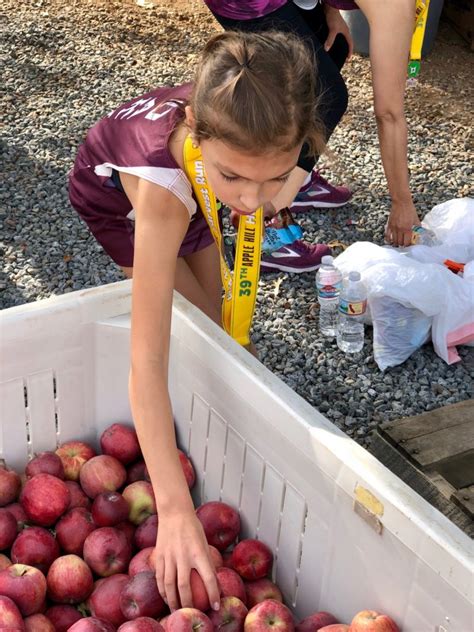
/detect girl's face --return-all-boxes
[199,137,301,215]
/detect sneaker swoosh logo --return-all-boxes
[305,184,331,197]
[270,248,300,258]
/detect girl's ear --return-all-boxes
[185,106,199,145]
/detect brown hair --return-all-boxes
[190,30,325,158]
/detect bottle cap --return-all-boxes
[321,255,334,265]
[349,271,361,281]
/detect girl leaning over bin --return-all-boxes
[69,31,327,613]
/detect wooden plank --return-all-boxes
[436,450,474,489]
[380,400,474,444]
[371,431,474,538]
[401,422,474,470]
[452,486,474,519]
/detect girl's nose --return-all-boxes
[239,186,264,213]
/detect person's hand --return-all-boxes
[323,5,354,59]
[385,200,421,247]
[152,509,220,612]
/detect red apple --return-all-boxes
[189,569,210,611]
[47,554,93,604]
[129,547,154,576]
[0,594,25,630]
[126,461,148,485]
[55,441,96,482]
[55,507,96,556]
[209,596,248,632]
[245,579,282,608]
[223,550,234,568]
[231,540,273,580]
[68,617,116,632]
[0,508,18,550]
[115,520,136,547]
[159,615,170,631]
[166,608,213,632]
[0,463,21,507]
[178,451,195,489]
[92,492,130,527]
[87,573,129,627]
[20,474,70,527]
[349,611,400,632]
[83,527,132,577]
[118,619,164,632]
[0,563,47,616]
[65,481,91,510]
[318,626,349,632]
[11,526,60,574]
[217,567,247,604]
[196,502,240,551]
[6,502,29,530]
[100,423,141,465]
[122,481,156,526]
[0,552,11,570]
[120,571,166,619]
[24,613,55,632]
[79,455,126,499]
[244,599,294,632]
[296,613,339,632]
[45,604,83,632]
[209,545,223,569]
[134,514,158,549]
[25,453,64,480]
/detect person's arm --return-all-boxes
[127,177,220,612]
[357,0,420,246]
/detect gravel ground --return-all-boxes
[2,0,473,450]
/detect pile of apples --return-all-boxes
[0,422,400,632]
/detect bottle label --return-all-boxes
[339,298,367,315]
[317,280,342,299]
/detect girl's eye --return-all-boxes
[277,175,290,183]
[221,174,239,183]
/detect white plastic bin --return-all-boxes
[0,281,472,631]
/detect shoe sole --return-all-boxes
[260,262,322,274]
[291,199,350,210]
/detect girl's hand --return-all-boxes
[385,200,421,247]
[323,5,354,59]
[152,509,220,612]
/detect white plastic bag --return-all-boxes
[333,198,474,369]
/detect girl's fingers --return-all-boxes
[176,562,194,610]
[163,558,179,612]
[196,560,221,612]
[153,553,166,603]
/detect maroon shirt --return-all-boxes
[69,84,214,267]
[204,0,357,20]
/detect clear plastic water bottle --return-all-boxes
[411,225,441,246]
[337,271,367,353]
[316,255,342,337]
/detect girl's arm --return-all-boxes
[126,176,220,612]
[357,0,420,247]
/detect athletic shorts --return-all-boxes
[68,165,215,268]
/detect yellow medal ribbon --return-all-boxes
[183,135,262,346]
[408,0,430,82]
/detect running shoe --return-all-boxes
[290,170,352,213]
[260,240,331,274]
